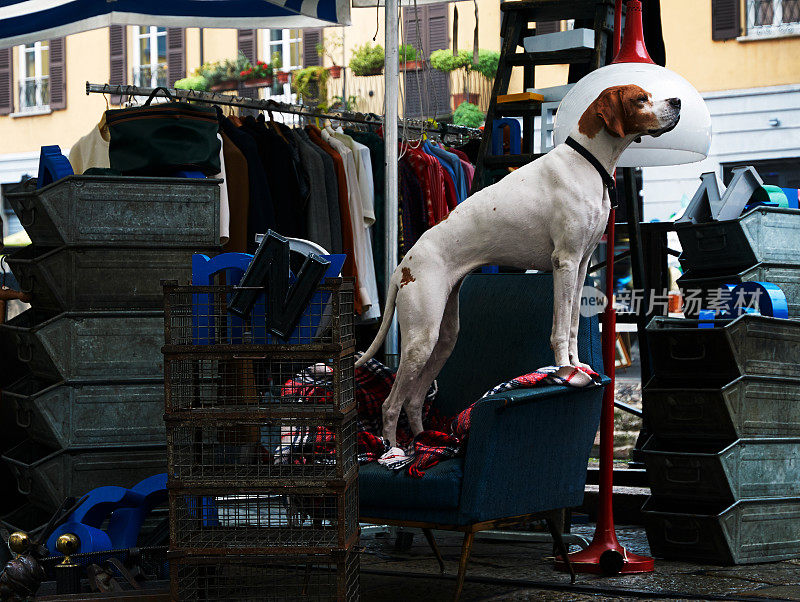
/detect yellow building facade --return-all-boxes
[1,0,799,233]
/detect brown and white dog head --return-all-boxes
[578,84,681,141]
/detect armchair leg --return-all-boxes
[546,510,575,584]
[422,528,446,574]
[453,531,475,602]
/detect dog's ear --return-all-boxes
[595,88,627,138]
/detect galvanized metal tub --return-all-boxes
[643,375,800,443]
[1,439,166,511]
[677,263,800,319]
[7,244,207,313]
[3,376,165,450]
[646,315,800,385]
[5,175,220,248]
[643,496,800,564]
[676,207,800,273]
[0,504,51,539]
[642,437,800,504]
[0,309,164,382]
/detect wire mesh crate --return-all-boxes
[162,280,355,349]
[166,413,358,487]
[169,479,359,554]
[170,548,359,601]
[164,352,355,415]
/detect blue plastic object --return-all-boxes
[171,170,206,178]
[37,145,74,189]
[491,118,521,156]
[781,188,800,209]
[698,309,716,328]
[191,251,346,345]
[105,473,168,549]
[47,474,167,554]
[730,281,788,319]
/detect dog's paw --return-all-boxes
[569,357,592,371]
[377,447,413,470]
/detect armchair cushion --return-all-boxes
[359,457,463,511]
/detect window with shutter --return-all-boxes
[0,48,13,115]
[303,29,322,67]
[238,29,257,65]
[535,21,561,34]
[402,5,450,118]
[712,0,741,40]
[109,25,126,105]
[18,41,50,112]
[133,27,167,88]
[49,37,66,110]
[166,28,185,87]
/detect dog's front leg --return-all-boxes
[568,253,593,369]
[551,252,580,366]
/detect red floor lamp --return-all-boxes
[553,0,712,575]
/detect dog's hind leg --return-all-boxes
[551,251,580,366]
[568,253,593,369]
[402,279,462,435]
[381,280,450,447]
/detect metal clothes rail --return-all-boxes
[85,82,481,139]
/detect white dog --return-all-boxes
[357,84,681,456]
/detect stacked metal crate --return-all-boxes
[162,279,359,601]
[0,175,220,527]
[641,206,800,564]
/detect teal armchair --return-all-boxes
[359,273,608,599]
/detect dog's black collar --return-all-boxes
[565,136,617,208]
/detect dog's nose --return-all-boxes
[668,97,681,109]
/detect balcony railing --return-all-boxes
[133,64,168,88]
[746,0,800,37]
[19,77,49,112]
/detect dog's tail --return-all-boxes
[355,279,398,367]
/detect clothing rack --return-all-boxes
[85,82,481,140]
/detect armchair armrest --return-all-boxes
[455,380,606,524]
[488,374,611,412]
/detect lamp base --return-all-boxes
[555,542,654,575]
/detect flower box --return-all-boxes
[400,61,423,71]
[243,76,274,88]
[276,71,290,84]
[209,81,238,92]
[328,65,342,78]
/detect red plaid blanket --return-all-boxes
[276,355,600,478]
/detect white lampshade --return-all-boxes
[553,62,711,167]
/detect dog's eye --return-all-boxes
[638,96,648,103]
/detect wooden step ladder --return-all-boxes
[470,0,616,194]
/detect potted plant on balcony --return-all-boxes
[317,33,344,79]
[273,52,290,85]
[430,49,478,109]
[175,75,210,91]
[292,66,329,107]
[399,44,421,71]
[241,59,275,87]
[453,101,485,128]
[203,53,250,91]
[349,43,384,76]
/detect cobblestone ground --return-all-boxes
[361,526,800,601]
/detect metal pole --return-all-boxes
[384,0,400,366]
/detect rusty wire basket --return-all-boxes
[166,412,358,487]
[162,279,355,349]
[164,352,355,416]
[169,479,359,555]
[170,548,359,601]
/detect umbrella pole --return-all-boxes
[384,0,400,367]
[555,0,654,575]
